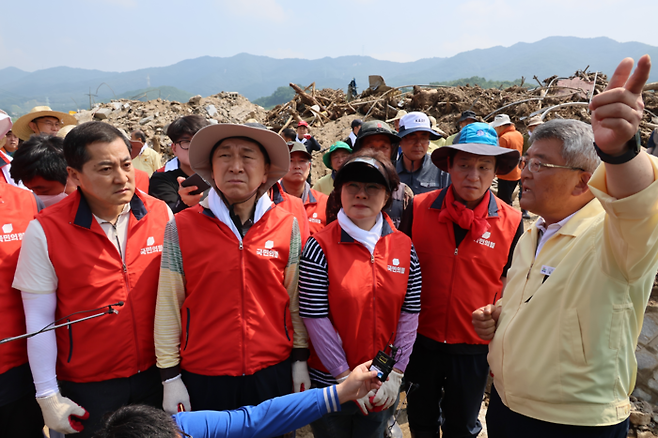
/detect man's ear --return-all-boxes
[572,171,593,196]
[28,121,38,134]
[261,163,270,184]
[67,166,81,186]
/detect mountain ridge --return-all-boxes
[1,36,656,116]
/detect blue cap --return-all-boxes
[431,122,520,174]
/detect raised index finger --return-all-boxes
[624,54,651,95]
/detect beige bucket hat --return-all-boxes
[189,123,290,199]
[13,106,78,140]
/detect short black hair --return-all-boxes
[166,115,210,143]
[131,129,146,143]
[93,404,180,438]
[63,122,131,171]
[10,134,68,185]
[281,128,296,142]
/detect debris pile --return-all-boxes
[75,92,267,156]
[265,72,658,144]
[629,396,658,437]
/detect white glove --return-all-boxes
[36,392,88,434]
[372,370,403,410]
[354,389,376,415]
[163,374,191,415]
[292,361,311,393]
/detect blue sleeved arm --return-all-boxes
[173,385,341,438]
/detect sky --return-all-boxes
[1,0,657,73]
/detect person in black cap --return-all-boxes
[345,119,363,148]
[300,150,421,438]
[345,120,414,228]
[445,110,478,145]
[396,111,451,194]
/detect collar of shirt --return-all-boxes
[94,203,131,262]
[534,211,577,258]
[138,144,148,157]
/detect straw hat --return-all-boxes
[386,110,407,123]
[13,106,77,140]
[56,125,77,139]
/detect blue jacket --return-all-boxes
[174,385,340,438]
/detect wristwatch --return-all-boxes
[593,131,641,165]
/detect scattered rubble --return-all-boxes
[629,396,658,437]
[264,72,658,145]
[74,92,267,157]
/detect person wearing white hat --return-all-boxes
[0,128,19,157]
[153,123,310,435]
[490,114,524,207]
[396,112,451,195]
[0,110,23,187]
[12,106,77,141]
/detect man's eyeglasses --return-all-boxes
[174,140,191,150]
[519,156,584,173]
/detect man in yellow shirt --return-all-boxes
[473,55,657,438]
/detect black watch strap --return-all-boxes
[594,131,641,165]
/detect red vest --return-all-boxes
[135,168,150,193]
[38,190,169,382]
[0,183,38,375]
[308,216,411,373]
[175,204,295,376]
[271,182,310,246]
[411,189,521,345]
[304,189,328,236]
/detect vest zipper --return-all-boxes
[371,249,377,351]
[123,255,143,373]
[239,239,246,376]
[445,247,459,342]
[284,307,290,341]
[116,233,143,373]
[67,319,73,363]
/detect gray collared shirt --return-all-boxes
[396,153,451,195]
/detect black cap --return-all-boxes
[353,120,400,161]
[458,110,478,123]
[351,119,363,129]
[335,156,391,191]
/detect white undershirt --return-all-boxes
[534,212,577,259]
[207,189,273,241]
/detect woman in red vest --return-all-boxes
[299,150,422,438]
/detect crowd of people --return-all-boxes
[0,55,656,438]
